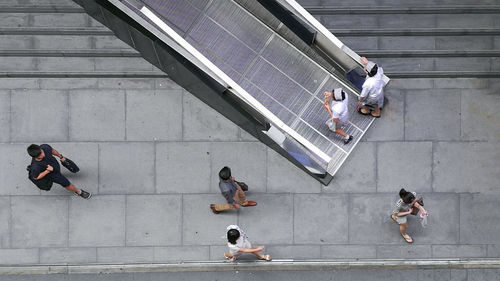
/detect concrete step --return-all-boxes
[317,13,499,29]
[0,49,140,57]
[0,5,82,13]
[0,71,166,78]
[0,35,132,50]
[330,28,500,36]
[386,71,500,78]
[340,36,498,51]
[305,5,500,14]
[0,27,111,35]
[359,50,500,58]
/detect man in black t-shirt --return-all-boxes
[27,144,91,199]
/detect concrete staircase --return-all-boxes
[0,0,165,79]
[301,1,500,78]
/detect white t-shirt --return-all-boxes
[227,225,251,256]
[330,93,349,124]
[360,67,385,106]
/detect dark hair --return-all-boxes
[27,144,42,158]
[219,166,231,181]
[402,192,415,204]
[399,188,407,199]
[368,64,378,77]
[227,228,240,244]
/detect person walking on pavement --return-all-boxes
[357,56,386,118]
[210,166,256,214]
[391,188,427,243]
[224,225,271,262]
[323,88,353,144]
[27,144,91,199]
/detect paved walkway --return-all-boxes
[0,75,499,265]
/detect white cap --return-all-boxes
[333,88,343,101]
[366,61,376,72]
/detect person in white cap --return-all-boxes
[323,88,353,144]
[357,57,385,118]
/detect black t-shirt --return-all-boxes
[30,144,60,179]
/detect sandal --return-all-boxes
[402,233,413,243]
[260,254,271,261]
[370,112,381,118]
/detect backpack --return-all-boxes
[26,165,53,191]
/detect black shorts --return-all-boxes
[49,172,71,188]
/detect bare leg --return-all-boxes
[65,184,81,194]
[399,223,412,242]
[250,247,265,260]
[334,128,347,137]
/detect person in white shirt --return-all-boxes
[224,225,271,262]
[323,88,353,144]
[357,57,386,118]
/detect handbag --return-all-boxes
[235,181,248,191]
[61,157,79,173]
[410,197,424,215]
[325,118,335,131]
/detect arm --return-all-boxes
[34,165,53,180]
[323,100,333,117]
[238,246,264,253]
[395,209,413,217]
[413,202,426,214]
[51,148,65,161]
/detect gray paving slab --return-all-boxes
[34,35,91,50]
[266,148,322,193]
[182,93,239,141]
[94,57,156,72]
[0,249,38,265]
[379,14,436,28]
[363,91,404,141]
[69,90,125,141]
[38,58,94,72]
[433,142,500,193]
[487,245,500,258]
[45,142,98,196]
[125,89,183,141]
[321,245,377,259]
[0,57,35,71]
[324,142,376,193]
[432,245,487,258]
[0,144,40,196]
[97,247,154,263]
[405,90,461,141]
[31,13,88,27]
[154,246,209,262]
[460,194,500,244]
[388,79,434,90]
[182,194,237,245]
[377,142,432,192]
[435,57,492,72]
[417,269,452,281]
[461,89,500,141]
[98,78,155,89]
[0,78,39,90]
[379,36,435,50]
[319,15,378,29]
[405,193,459,244]
[210,142,267,194]
[0,90,9,142]
[126,195,182,246]
[376,245,432,259]
[451,269,468,281]
[434,78,488,89]
[11,196,68,248]
[40,78,98,90]
[294,194,348,244]
[0,35,31,50]
[0,197,10,248]
[10,90,68,142]
[468,269,500,281]
[99,142,155,194]
[265,245,321,259]
[238,194,294,244]
[349,193,402,245]
[156,142,211,194]
[93,35,132,49]
[69,195,125,247]
[209,245,228,260]
[435,36,493,50]
[39,247,97,264]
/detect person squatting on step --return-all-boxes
[210,166,256,214]
[224,225,271,262]
[391,188,428,243]
[27,144,91,199]
[357,57,386,118]
[323,88,353,144]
